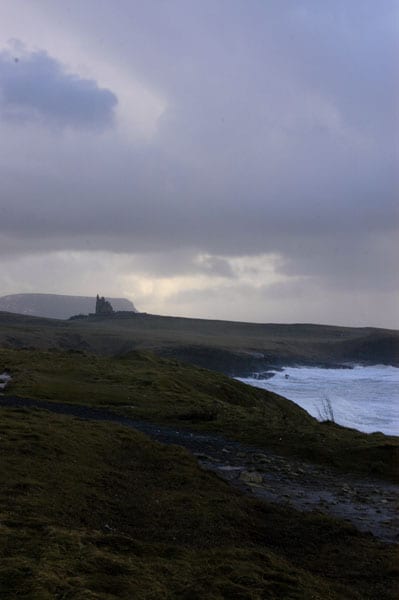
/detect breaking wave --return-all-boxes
[238,365,399,436]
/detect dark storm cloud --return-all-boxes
[0,44,117,128]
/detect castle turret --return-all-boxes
[95,294,114,315]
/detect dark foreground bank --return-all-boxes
[0,396,398,543]
[0,403,397,599]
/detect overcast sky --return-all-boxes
[0,1,398,327]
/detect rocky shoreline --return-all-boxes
[1,395,397,544]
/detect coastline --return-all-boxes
[238,364,399,437]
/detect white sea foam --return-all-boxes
[237,365,399,436]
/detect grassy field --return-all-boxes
[1,347,398,482]
[0,406,397,599]
[1,311,398,373]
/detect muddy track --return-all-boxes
[1,396,398,543]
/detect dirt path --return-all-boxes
[1,396,398,543]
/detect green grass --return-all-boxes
[1,348,398,482]
[0,407,397,599]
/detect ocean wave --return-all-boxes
[237,365,399,436]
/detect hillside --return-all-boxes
[0,310,398,374]
[0,347,397,598]
[0,342,397,598]
[0,293,136,320]
[0,405,396,599]
[1,347,398,481]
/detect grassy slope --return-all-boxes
[2,348,398,482]
[1,311,398,369]
[0,407,397,600]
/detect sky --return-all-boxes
[0,1,398,328]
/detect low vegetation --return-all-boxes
[316,396,335,423]
[0,310,398,373]
[0,407,397,599]
[1,348,398,482]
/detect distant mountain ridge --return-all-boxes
[0,293,136,320]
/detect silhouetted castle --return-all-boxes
[95,294,114,315]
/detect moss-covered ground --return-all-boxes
[0,406,397,599]
[1,348,398,482]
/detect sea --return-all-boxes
[237,365,399,436]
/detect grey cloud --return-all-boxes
[0,44,117,128]
[136,253,235,279]
[0,125,396,295]
[166,277,398,329]
[0,2,397,326]
[197,256,235,278]
[275,230,399,293]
